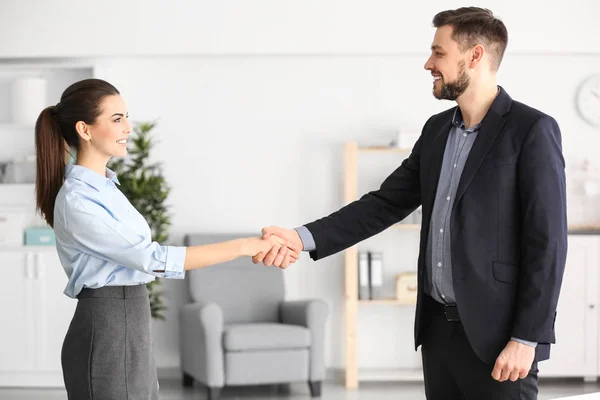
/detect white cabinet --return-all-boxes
[35,251,77,374]
[0,247,76,387]
[539,235,600,379]
[0,252,35,373]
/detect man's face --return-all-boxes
[424,25,471,100]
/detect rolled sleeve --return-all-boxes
[163,246,186,279]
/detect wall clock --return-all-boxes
[576,74,600,127]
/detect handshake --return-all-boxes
[243,226,303,269]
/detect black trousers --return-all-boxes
[420,294,538,400]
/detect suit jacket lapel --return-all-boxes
[454,87,512,206]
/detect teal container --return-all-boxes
[24,227,56,246]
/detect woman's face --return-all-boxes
[79,94,132,159]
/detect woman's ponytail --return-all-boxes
[35,105,66,227]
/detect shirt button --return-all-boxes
[437,262,442,267]
[454,164,457,168]
[446,196,450,201]
[463,133,467,137]
[441,294,446,298]
[440,229,444,233]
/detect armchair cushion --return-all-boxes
[223,323,311,351]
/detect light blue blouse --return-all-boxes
[53,165,186,298]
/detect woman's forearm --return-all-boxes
[183,238,247,270]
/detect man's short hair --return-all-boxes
[433,7,508,71]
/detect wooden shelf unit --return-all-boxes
[343,141,418,389]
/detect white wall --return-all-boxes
[1,0,599,57]
[1,0,600,373]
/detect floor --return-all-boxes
[0,379,599,400]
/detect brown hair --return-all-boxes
[35,78,120,227]
[433,7,508,71]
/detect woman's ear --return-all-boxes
[75,121,92,142]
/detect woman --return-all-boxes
[34,78,296,400]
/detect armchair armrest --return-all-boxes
[179,302,225,387]
[280,299,329,381]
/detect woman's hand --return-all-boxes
[240,236,283,257]
[240,236,299,268]
[253,226,303,267]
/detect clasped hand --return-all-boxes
[247,226,303,269]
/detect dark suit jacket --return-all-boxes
[304,87,568,364]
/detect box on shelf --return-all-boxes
[24,226,55,246]
[395,272,417,303]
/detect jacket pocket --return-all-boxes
[480,155,518,170]
[492,261,518,284]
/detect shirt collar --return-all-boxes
[451,86,502,132]
[451,107,482,132]
[65,164,120,190]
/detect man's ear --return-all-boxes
[470,44,485,68]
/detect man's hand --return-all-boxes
[239,236,287,258]
[252,226,303,268]
[491,340,535,382]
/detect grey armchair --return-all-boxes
[179,234,329,399]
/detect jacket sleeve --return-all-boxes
[511,115,568,342]
[304,120,430,261]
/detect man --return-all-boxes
[255,7,567,400]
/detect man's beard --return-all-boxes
[434,60,470,100]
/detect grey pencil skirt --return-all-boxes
[61,284,159,400]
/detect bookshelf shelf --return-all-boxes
[0,123,34,130]
[568,225,600,234]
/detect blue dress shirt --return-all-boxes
[53,165,186,299]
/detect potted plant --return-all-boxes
[108,121,171,320]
